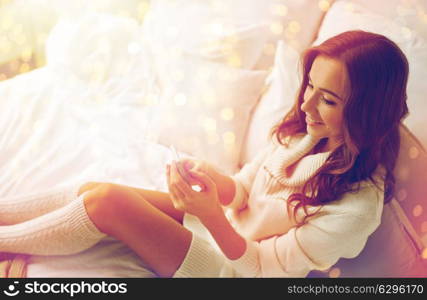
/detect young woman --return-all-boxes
[0,30,409,277]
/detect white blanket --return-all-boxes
[0,23,184,276]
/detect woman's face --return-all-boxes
[301,55,350,150]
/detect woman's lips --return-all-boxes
[306,116,323,126]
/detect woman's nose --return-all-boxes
[301,92,318,113]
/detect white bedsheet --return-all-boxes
[0,65,179,277]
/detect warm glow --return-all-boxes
[408,146,420,159]
[207,132,220,145]
[318,0,331,12]
[413,204,423,217]
[172,69,185,82]
[221,107,234,121]
[270,4,288,17]
[203,117,217,132]
[396,166,409,181]
[137,1,150,21]
[345,2,355,12]
[287,21,301,34]
[210,22,224,36]
[270,22,284,35]
[227,53,241,68]
[222,131,235,145]
[18,62,30,73]
[127,41,141,55]
[401,26,413,40]
[174,93,187,106]
[263,43,276,56]
[396,189,407,202]
[328,267,341,278]
[218,68,233,81]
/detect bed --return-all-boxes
[0,0,426,277]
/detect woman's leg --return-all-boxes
[82,183,192,278]
[0,183,83,225]
[78,182,184,223]
[0,181,191,276]
[0,192,106,255]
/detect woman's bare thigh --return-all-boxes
[83,183,191,277]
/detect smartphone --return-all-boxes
[169,145,202,192]
[169,145,187,178]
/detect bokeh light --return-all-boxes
[270,4,288,17]
[413,204,423,217]
[328,267,341,278]
[269,21,284,35]
[409,146,420,159]
[227,53,241,68]
[396,188,407,202]
[318,0,331,12]
[222,131,235,145]
[220,107,234,121]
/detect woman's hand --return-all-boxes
[166,161,223,222]
[176,159,215,191]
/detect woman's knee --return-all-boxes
[77,181,103,197]
[82,183,124,234]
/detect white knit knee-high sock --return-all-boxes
[0,193,106,255]
[0,183,83,225]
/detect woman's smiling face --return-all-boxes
[301,55,351,151]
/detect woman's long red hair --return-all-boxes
[272,30,409,225]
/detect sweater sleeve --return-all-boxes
[227,181,384,277]
[224,144,276,211]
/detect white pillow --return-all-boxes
[45,13,160,106]
[142,0,329,74]
[335,0,427,40]
[148,55,267,174]
[46,13,145,83]
[313,0,427,148]
[240,40,300,166]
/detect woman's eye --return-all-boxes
[322,97,336,106]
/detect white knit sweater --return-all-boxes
[181,134,384,277]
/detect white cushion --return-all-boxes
[46,13,145,83]
[148,55,267,174]
[313,0,427,148]
[240,40,300,166]
[335,0,427,40]
[142,0,329,74]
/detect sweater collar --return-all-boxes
[264,134,331,187]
